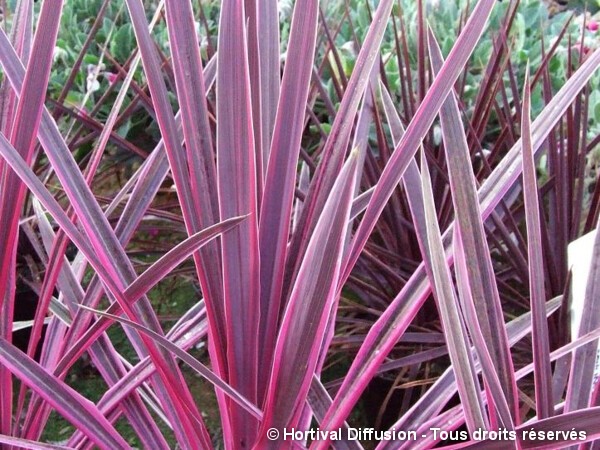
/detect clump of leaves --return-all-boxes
[0,0,600,449]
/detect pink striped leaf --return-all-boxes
[216,0,261,444]
[258,0,319,401]
[255,151,358,448]
[286,0,394,302]
[79,306,262,420]
[0,434,73,449]
[428,30,518,428]
[0,2,62,434]
[342,0,496,284]
[0,338,129,449]
[164,0,227,380]
[520,68,554,419]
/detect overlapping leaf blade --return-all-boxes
[380,81,486,433]
[428,30,517,427]
[258,0,319,402]
[256,151,358,448]
[419,148,488,432]
[316,28,600,440]
[0,8,211,445]
[342,0,497,284]
[1,1,600,447]
[0,2,61,435]
[81,306,262,420]
[0,339,129,449]
[286,0,395,300]
[164,0,227,382]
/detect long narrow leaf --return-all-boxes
[125,215,247,303]
[216,0,261,444]
[67,304,210,447]
[49,214,247,384]
[163,0,227,383]
[521,67,554,419]
[258,0,319,402]
[31,200,169,450]
[0,129,212,447]
[428,29,518,427]
[0,1,62,434]
[257,0,280,176]
[376,297,563,450]
[307,377,363,450]
[342,0,497,284]
[286,0,394,301]
[0,434,73,450]
[255,151,358,448]
[80,306,262,420]
[419,148,488,432]
[380,82,487,433]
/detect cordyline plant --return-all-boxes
[1,0,600,448]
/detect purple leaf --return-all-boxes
[256,151,358,448]
[216,0,261,443]
[286,0,394,303]
[342,0,497,285]
[428,29,518,427]
[520,67,554,419]
[419,148,488,432]
[0,2,62,434]
[79,306,262,420]
[258,0,319,402]
[317,42,600,438]
[0,338,129,449]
